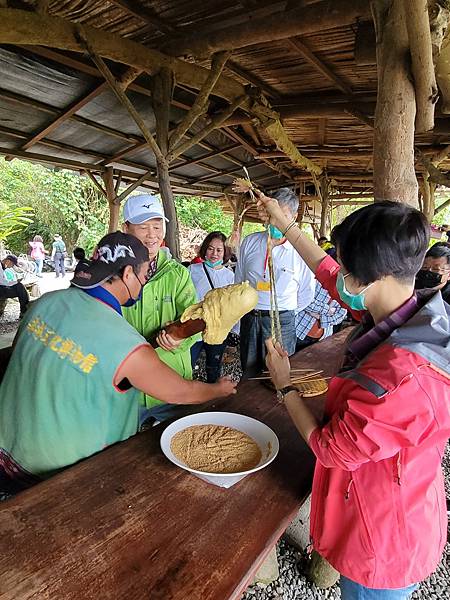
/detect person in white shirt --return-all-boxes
[235,188,315,375]
[0,255,29,317]
[188,232,235,382]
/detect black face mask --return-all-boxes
[415,269,443,290]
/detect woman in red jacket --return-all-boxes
[258,197,450,600]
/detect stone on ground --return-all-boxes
[252,546,279,585]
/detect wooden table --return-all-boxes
[0,330,349,600]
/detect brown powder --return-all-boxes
[170,424,262,474]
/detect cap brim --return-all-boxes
[71,261,114,289]
[127,212,169,224]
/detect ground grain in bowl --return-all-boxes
[170,424,262,474]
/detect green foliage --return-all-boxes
[0,158,108,254]
[0,201,34,242]
[173,194,263,238]
[0,158,263,257]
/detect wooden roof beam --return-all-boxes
[286,38,353,97]
[107,0,176,36]
[169,143,241,170]
[0,87,143,143]
[163,0,371,58]
[226,60,280,100]
[0,9,321,178]
[195,161,263,184]
[0,146,104,172]
[21,82,108,151]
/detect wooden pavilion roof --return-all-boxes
[0,0,449,215]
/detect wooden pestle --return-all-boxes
[150,318,206,348]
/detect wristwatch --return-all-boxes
[276,385,298,403]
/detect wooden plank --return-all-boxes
[0,330,350,600]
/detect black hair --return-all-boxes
[73,247,86,261]
[331,201,429,285]
[199,231,230,261]
[318,236,329,243]
[425,242,450,264]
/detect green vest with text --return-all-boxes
[0,288,146,478]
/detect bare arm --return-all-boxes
[255,190,327,274]
[115,345,237,404]
[265,339,318,443]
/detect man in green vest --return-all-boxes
[0,232,236,498]
[122,194,201,423]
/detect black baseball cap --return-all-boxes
[72,231,149,289]
[4,254,18,266]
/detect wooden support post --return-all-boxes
[85,170,107,197]
[403,0,437,133]
[317,175,331,238]
[152,67,180,260]
[102,167,120,232]
[371,0,418,206]
[116,169,154,203]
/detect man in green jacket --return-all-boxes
[122,194,200,423]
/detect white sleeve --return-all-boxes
[234,237,248,284]
[296,260,316,311]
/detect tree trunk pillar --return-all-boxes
[102,167,120,233]
[151,67,181,260]
[371,0,419,206]
[156,157,180,259]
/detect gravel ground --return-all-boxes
[242,444,450,600]
[0,300,20,337]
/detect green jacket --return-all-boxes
[123,249,199,408]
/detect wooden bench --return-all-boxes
[0,330,349,600]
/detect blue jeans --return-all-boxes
[340,576,418,600]
[54,252,65,277]
[240,310,296,377]
[139,402,205,427]
[34,258,43,276]
[191,340,226,383]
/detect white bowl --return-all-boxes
[160,412,279,488]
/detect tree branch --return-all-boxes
[169,51,230,151]
[77,26,165,164]
[167,95,247,162]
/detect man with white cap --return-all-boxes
[122,193,200,423]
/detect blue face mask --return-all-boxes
[122,272,145,307]
[205,259,223,268]
[336,272,373,311]
[269,224,284,240]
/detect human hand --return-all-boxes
[265,338,291,389]
[214,376,238,397]
[255,190,290,232]
[156,329,182,351]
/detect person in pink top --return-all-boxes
[28,235,47,277]
[257,195,450,600]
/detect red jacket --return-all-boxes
[308,257,450,588]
